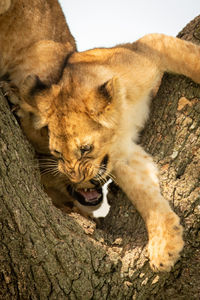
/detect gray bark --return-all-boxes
[0,16,200,300]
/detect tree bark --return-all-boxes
[0,17,200,300]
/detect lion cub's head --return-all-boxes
[20,58,124,190]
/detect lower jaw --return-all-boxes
[67,185,103,207]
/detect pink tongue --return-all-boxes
[78,189,101,202]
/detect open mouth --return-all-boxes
[67,185,103,206]
[67,154,109,207]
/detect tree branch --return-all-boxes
[0,16,200,299]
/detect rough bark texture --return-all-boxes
[0,17,200,300]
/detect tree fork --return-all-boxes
[0,16,200,299]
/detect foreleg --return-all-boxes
[113,144,184,272]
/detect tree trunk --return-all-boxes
[0,17,200,300]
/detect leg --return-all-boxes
[113,144,184,272]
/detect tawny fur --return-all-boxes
[0,0,78,211]
[1,0,200,272]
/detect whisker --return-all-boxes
[39,164,58,169]
[39,158,61,177]
[39,159,58,165]
[41,169,60,177]
[40,169,55,176]
[92,162,117,184]
[38,158,57,161]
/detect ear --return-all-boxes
[87,77,123,128]
[98,78,114,104]
[20,75,61,128]
[20,75,48,108]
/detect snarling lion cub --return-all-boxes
[1,0,200,272]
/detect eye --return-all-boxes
[51,150,64,161]
[80,145,93,156]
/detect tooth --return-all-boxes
[84,189,87,192]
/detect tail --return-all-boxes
[134,33,200,84]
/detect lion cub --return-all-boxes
[1,1,200,272]
[19,34,200,272]
[0,0,79,211]
[20,34,200,272]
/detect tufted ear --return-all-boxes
[87,77,123,128]
[19,74,61,128]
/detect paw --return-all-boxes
[148,212,184,272]
[0,81,20,104]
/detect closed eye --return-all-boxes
[80,144,93,156]
[51,149,64,162]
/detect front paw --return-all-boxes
[0,81,19,104]
[147,212,184,272]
